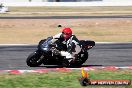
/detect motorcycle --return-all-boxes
[26,37,95,67]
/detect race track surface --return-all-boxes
[0,43,132,70]
[1,15,132,19]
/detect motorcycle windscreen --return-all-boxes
[39,37,52,51]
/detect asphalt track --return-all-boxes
[1,15,132,19]
[0,43,132,70]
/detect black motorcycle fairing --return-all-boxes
[38,37,67,52]
[38,37,53,52]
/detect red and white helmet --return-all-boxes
[62,28,72,39]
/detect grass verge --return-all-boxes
[0,69,132,88]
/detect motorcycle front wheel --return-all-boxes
[26,52,43,67]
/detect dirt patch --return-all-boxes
[0,19,132,44]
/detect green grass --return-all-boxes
[0,69,132,88]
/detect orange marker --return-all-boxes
[81,68,89,78]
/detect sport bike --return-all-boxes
[26,37,95,67]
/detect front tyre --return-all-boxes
[26,52,43,67]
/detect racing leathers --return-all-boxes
[52,33,81,63]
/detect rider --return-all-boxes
[51,27,81,66]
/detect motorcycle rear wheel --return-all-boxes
[71,51,89,67]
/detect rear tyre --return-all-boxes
[62,59,70,67]
[26,52,43,67]
[72,51,89,67]
[80,51,89,64]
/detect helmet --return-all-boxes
[62,28,72,39]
